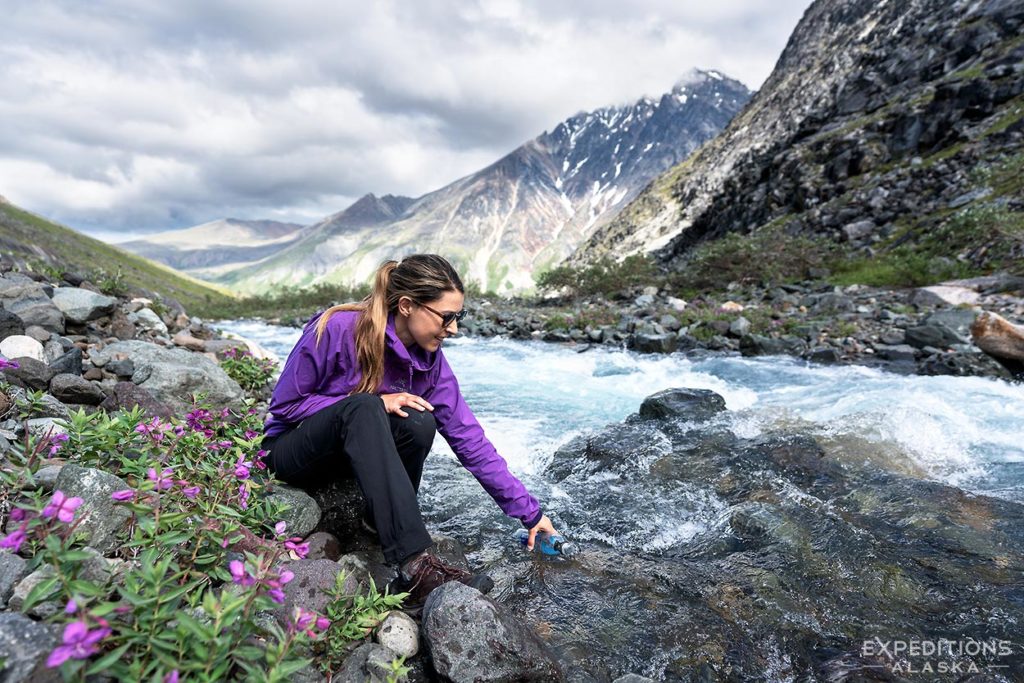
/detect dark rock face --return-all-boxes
[638,388,726,422]
[0,308,25,339]
[48,348,83,377]
[2,356,55,391]
[422,582,564,683]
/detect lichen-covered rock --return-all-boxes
[374,611,419,658]
[0,612,60,683]
[333,643,401,683]
[265,484,321,538]
[53,465,132,554]
[423,582,563,682]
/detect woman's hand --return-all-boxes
[380,392,434,418]
[525,514,559,551]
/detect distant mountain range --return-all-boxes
[121,69,750,294]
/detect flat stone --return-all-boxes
[49,373,105,405]
[50,287,118,324]
[172,331,206,351]
[304,531,342,562]
[24,325,52,343]
[911,285,981,307]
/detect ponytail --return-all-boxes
[313,254,464,395]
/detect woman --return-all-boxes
[262,254,559,604]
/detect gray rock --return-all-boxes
[334,642,401,683]
[0,275,64,333]
[130,308,168,335]
[739,334,808,356]
[5,386,70,419]
[273,559,357,626]
[0,612,60,683]
[633,294,655,307]
[105,359,135,377]
[49,373,105,405]
[841,219,877,241]
[612,676,655,683]
[807,347,841,364]
[639,388,727,422]
[54,465,133,553]
[48,347,83,376]
[266,484,322,538]
[24,325,52,343]
[34,464,65,490]
[50,287,118,324]
[658,314,682,332]
[10,548,112,618]
[0,551,28,609]
[629,333,678,354]
[375,611,419,658]
[0,335,45,363]
[423,582,563,682]
[305,531,342,562]
[26,418,68,441]
[90,340,243,411]
[98,381,173,419]
[0,308,25,340]
[905,325,961,350]
[877,344,918,362]
[729,316,752,337]
[911,285,980,307]
[2,356,55,391]
[42,340,64,363]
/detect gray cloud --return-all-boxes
[0,0,811,238]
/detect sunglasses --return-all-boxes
[419,302,467,328]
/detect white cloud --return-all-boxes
[0,0,811,237]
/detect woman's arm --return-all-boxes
[425,353,543,529]
[266,313,350,424]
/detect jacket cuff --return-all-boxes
[521,508,544,529]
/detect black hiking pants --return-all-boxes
[263,393,434,564]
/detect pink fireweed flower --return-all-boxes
[0,357,19,369]
[41,490,84,524]
[315,616,331,631]
[237,483,249,510]
[292,607,315,631]
[220,407,231,418]
[0,527,27,553]
[9,507,26,522]
[146,467,174,491]
[264,569,294,604]
[45,620,111,667]
[134,418,168,442]
[244,429,260,441]
[111,490,136,502]
[273,521,288,538]
[164,670,179,683]
[65,598,78,614]
[173,424,185,436]
[181,484,200,499]
[228,560,256,587]
[284,538,309,559]
[47,432,70,456]
[234,455,251,480]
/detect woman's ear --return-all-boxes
[397,295,413,317]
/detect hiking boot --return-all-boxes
[390,550,494,607]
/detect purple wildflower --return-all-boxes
[0,356,19,369]
[234,455,251,480]
[111,490,136,502]
[9,507,26,522]
[228,560,256,587]
[0,527,27,553]
[47,433,70,456]
[164,671,179,683]
[284,538,309,559]
[292,607,314,631]
[181,485,200,499]
[264,569,294,604]
[65,599,78,614]
[41,491,84,524]
[244,429,260,441]
[146,467,174,491]
[135,418,167,443]
[238,483,249,510]
[315,616,331,631]
[45,621,111,667]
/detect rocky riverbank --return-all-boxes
[458,274,1024,381]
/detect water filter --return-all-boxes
[516,529,579,557]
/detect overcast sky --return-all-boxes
[0,0,812,242]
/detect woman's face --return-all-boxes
[396,289,465,352]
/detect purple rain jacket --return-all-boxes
[264,309,543,528]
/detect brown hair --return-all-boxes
[314,254,464,394]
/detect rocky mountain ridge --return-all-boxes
[573,0,1024,282]
[206,70,750,294]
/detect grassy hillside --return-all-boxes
[0,199,235,312]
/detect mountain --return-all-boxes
[0,198,233,309]
[572,0,1024,281]
[119,219,306,279]
[220,69,750,293]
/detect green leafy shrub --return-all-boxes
[221,349,279,393]
[536,255,659,299]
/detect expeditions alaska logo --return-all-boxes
[861,637,1016,675]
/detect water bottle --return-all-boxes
[516,529,579,557]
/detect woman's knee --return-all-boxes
[394,409,436,449]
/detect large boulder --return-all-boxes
[98,381,174,419]
[971,311,1024,375]
[638,388,727,422]
[0,612,60,683]
[89,340,243,411]
[53,465,133,554]
[2,356,55,391]
[273,559,358,628]
[0,274,64,333]
[50,287,118,324]
[422,582,564,682]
